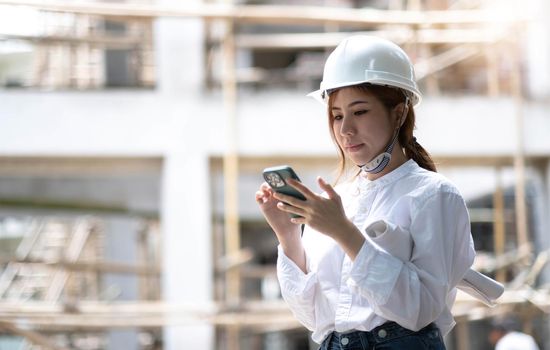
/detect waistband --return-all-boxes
[324,321,440,346]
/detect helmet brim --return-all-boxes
[307,82,421,107]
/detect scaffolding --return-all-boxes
[0,0,545,349]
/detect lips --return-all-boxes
[345,143,364,152]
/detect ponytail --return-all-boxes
[397,99,437,172]
[403,136,437,172]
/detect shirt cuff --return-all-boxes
[277,245,316,296]
[347,238,403,305]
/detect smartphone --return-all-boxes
[263,165,306,218]
[263,165,306,200]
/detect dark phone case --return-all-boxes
[262,165,306,201]
[263,166,306,218]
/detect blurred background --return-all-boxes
[0,0,549,349]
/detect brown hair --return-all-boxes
[327,84,437,182]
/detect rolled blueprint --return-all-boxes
[365,220,504,306]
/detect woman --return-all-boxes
[255,35,476,349]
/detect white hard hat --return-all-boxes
[308,35,422,106]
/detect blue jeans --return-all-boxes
[319,322,446,350]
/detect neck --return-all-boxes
[365,144,408,181]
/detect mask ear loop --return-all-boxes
[398,96,410,128]
[360,95,410,174]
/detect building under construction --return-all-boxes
[1,0,550,349]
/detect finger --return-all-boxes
[260,183,274,196]
[256,184,275,204]
[290,216,306,225]
[256,192,269,205]
[277,201,306,217]
[317,177,339,199]
[261,188,272,199]
[286,178,316,199]
[272,192,306,208]
[255,190,267,204]
[260,182,272,192]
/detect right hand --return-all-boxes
[255,182,301,240]
[256,182,306,273]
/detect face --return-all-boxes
[330,87,400,166]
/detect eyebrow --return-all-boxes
[331,100,370,110]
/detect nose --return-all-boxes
[339,115,355,136]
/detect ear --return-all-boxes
[393,102,409,129]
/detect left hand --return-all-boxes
[273,177,355,240]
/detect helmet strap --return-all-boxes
[360,96,409,174]
[359,132,398,174]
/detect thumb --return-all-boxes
[317,177,338,199]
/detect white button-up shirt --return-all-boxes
[277,159,476,344]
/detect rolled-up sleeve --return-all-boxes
[347,191,475,331]
[277,245,317,330]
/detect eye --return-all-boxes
[354,110,369,116]
[333,114,343,121]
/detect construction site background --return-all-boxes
[1,0,550,349]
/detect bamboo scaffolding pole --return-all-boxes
[421,44,440,95]
[5,287,548,321]
[415,44,480,80]
[0,0,531,26]
[0,299,285,314]
[0,33,143,48]
[486,42,500,96]
[222,17,240,305]
[0,321,71,350]
[0,156,162,176]
[0,312,300,330]
[455,316,470,350]
[0,198,158,218]
[45,219,91,301]
[1,28,509,52]
[222,13,242,350]
[221,155,543,172]
[494,166,507,282]
[0,289,548,328]
[137,223,150,300]
[0,258,161,276]
[510,25,530,254]
[0,220,41,298]
[233,28,507,50]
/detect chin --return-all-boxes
[348,155,371,166]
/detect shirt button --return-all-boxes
[378,329,387,338]
[341,337,349,345]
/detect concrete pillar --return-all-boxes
[161,149,213,349]
[153,2,204,95]
[154,0,212,347]
[154,0,213,350]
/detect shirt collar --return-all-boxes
[359,159,418,188]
